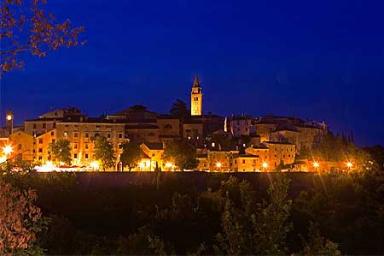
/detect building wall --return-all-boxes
[140,143,164,169]
[264,142,296,168]
[245,147,270,165]
[55,122,127,165]
[191,87,203,116]
[233,156,259,172]
[33,129,56,164]
[125,127,160,143]
[255,123,277,142]
[229,118,254,137]
[9,131,34,162]
[207,150,238,171]
[183,123,204,139]
[297,126,324,151]
[271,130,300,148]
[197,156,208,171]
[157,118,180,137]
[24,120,57,136]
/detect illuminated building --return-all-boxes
[191,75,203,116]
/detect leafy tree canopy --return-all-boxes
[0,179,45,255]
[170,99,189,119]
[120,142,142,171]
[50,139,71,165]
[93,136,116,170]
[0,0,84,75]
[163,140,198,170]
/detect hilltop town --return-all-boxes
[0,77,343,172]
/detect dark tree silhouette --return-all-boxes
[170,99,189,119]
[120,142,142,171]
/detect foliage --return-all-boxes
[0,0,84,75]
[215,175,292,255]
[0,179,45,255]
[120,142,142,171]
[3,171,384,255]
[310,133,371,165]
[117,227,168,255]
[170,99,189,119]
[300,223,341,256]
[93,136,116,170]
[163,140,198,170]
[50,139,71,165]
[364,145,384,169]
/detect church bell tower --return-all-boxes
[190,75,203,116]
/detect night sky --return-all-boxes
[1,0,384,146]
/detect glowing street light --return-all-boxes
[346,161,353,169]
[3,145,13,156]
[90,161,100,170]
[313,161,320,169]
[262,162,269,171]
[215,162,222,169]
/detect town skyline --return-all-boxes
[1,75,377,147]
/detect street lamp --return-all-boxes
[313,161,320,169]
[215,161,222,171]
[3,145,13,156]
[346,161,353,170]
[262,162,269,171]
[90,161,100,171]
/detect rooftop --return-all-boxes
[142,142,164,150]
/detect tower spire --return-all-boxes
[193,74,200,88]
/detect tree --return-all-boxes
[50,139,71,165]
[301,223,341,256]
[117,226,168,255]
[1,0,84,75]
[215,175,292,255]
[120,142,142,171]
[163,140,198,170]
[364,145,384,169]
[0,179,45,255]
[93,136,116,171]
[170,99,189,119]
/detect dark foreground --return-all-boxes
[6,171,384,255]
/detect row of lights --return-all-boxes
[0,143,356,172]
[312,161,354,170]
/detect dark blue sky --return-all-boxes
[2,0,384,146]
